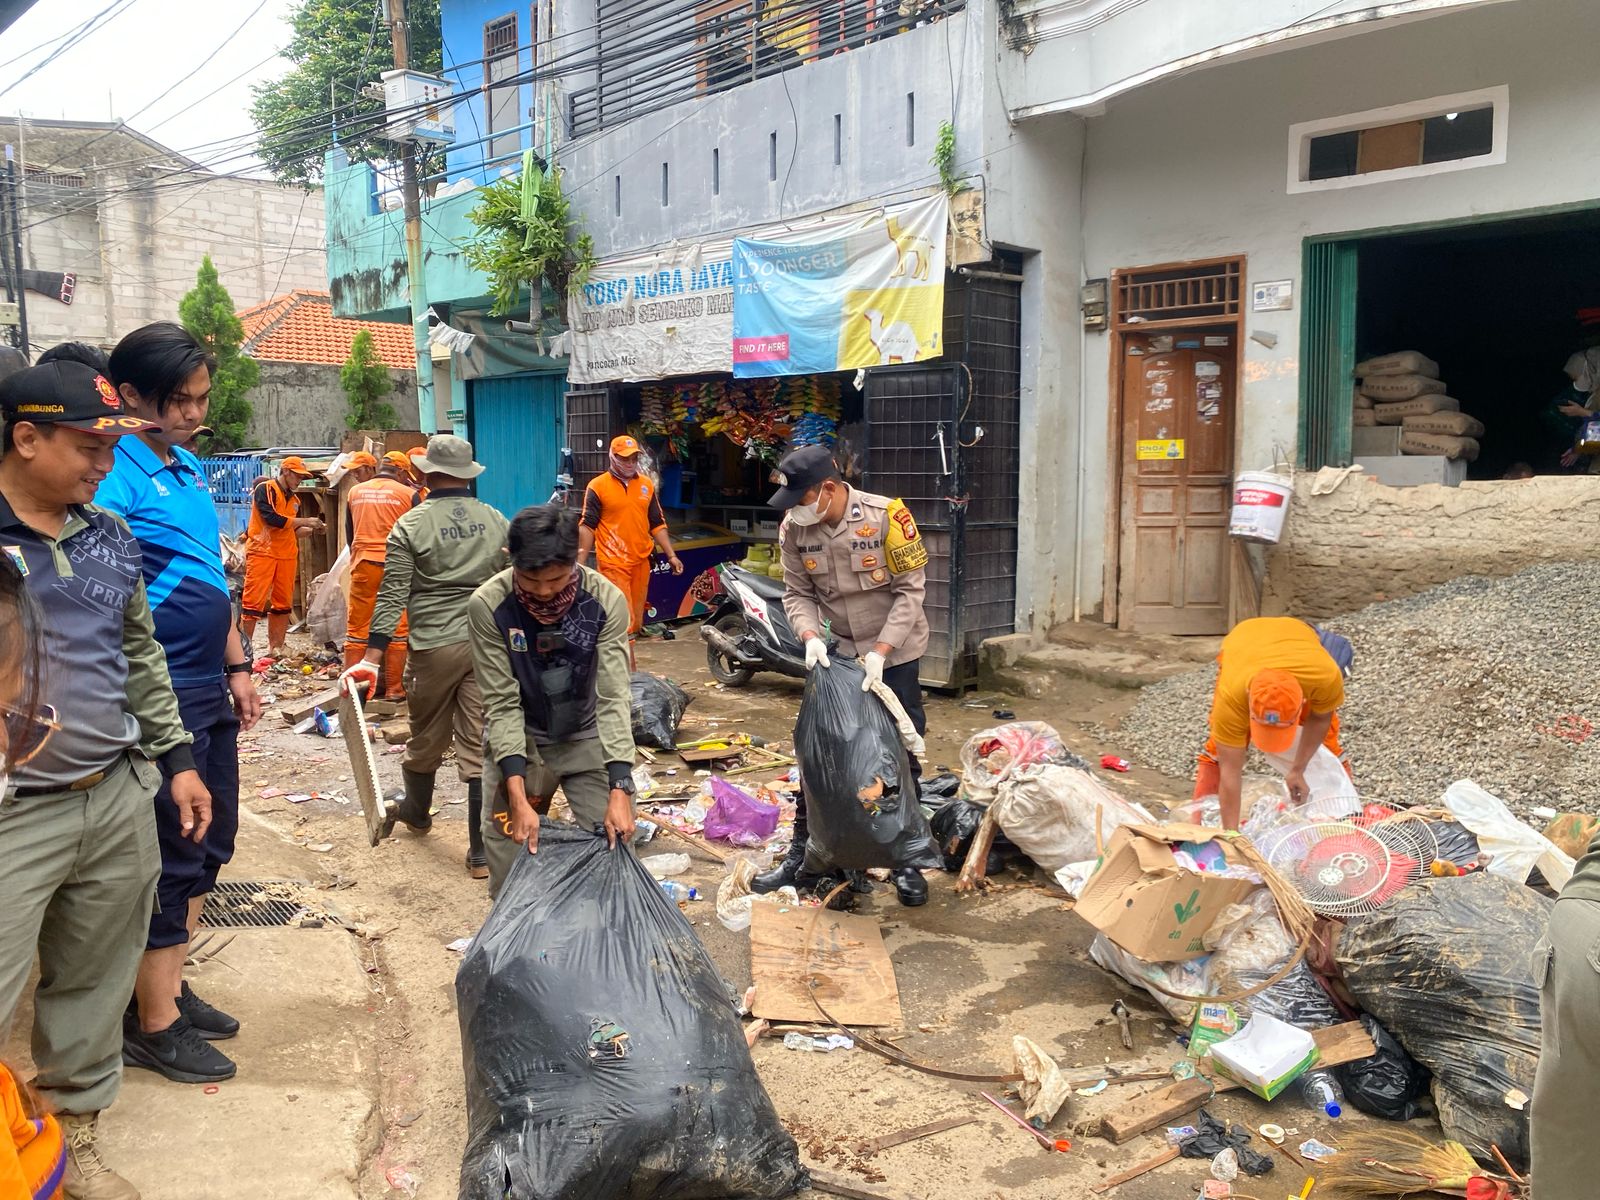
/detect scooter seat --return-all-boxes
[727,567,787,602]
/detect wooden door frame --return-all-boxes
[1102,254,1247,629]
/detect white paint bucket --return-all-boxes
[1228,470,1293,543]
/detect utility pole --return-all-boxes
[3,145,27,355]
[387,0,436,434]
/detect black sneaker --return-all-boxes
[123,1014,237,1083]
[177,981,239,1040]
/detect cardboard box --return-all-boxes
[1073,824,1259,962]
[1208,1014,1320,1101]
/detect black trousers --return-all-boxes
[794,658,926,846]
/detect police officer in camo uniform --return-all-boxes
[753,443,932,907]
[341,435,509,880]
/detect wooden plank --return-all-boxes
[281,687,343,723]
[679,745,741,764]
[1099,1078,1214,1145]
[807,1169,925,1200]
[750,904,902,1027]
[857,1115,976,1156]
[1090,1146,1181,1194]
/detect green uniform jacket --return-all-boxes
[467,565,634,782]
[368,487,510,652]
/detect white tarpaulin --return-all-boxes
[566,191,948,385]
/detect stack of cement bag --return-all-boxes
[1354,351,1484,461]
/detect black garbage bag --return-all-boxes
[794,657,942,873]
[1336,1014,1431,1122]
[920,772,961,800]
[1429,820,1481,868]
[928,798,1017,873]
[630,671,691,750]
[456,823,808,1200]
[1336,873,1547,1169]
[1176,1109,1273,1177]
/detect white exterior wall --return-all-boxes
[19,170,327,350]
[1072,0,1600,616]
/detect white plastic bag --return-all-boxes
[1444,779,1574,888]
[1260,733,1360,820]
[1088,933,1211,1025]
[641,853,690,879]
[306,545,351,646]
[990,762,1153,874]
[1013,1036,1070,1122]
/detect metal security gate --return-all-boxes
[466,372,565,517]
[564,385,619,505]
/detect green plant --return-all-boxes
[462,167,596,317]
[249,0,443,185]
[932,120,969,196]
[341,329,398,430]
[178,255,258,450]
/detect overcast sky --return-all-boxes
[1,0,305,173]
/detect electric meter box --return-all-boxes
[381,70,456,145]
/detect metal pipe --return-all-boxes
[957,267,1024,282]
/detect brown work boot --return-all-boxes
[61,1111,140,1199]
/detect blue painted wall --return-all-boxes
[441,0,535,185]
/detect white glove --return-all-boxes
[804,637,831,671]
[340,660,380,698]
[860,650,886,692]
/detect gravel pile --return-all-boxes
[1118,561,1600,815]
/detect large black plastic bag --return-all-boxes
[794,657,942,873]
[456,823,807,1199]
[1336,873,1547,1168]
[630,672,691,749]
[1335,1014,1431,1122]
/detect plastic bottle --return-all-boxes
[1298,1069,1345,1118]
[659,881,699,902]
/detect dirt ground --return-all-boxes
[69,632,1348,1198]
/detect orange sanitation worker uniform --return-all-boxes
[241,463,311,651]
[581,468,666,634]
[1195,616,1347,798]
[345,473,416,693]
[0,1064,66,1199]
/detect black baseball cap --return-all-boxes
[767,443,840,510]
[0,360,158,436]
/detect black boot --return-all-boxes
[465,778,487,879]
[393,768,435,833]
[752,841,805,893]
[892,868,929,907]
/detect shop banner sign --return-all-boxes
[567,237,739,384]
[730,193,948,378]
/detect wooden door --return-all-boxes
[1118,330,1235,634]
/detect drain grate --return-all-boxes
[200,880,335,929]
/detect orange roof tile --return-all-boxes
[238,289,415,371]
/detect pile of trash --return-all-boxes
[1118,561,1600,812]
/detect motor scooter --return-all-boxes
[699,562,808,686]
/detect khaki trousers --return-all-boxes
[401,640,484,783]
[480,736,618,898]
[1532,895,1600,1197]
[0,755,161,1115]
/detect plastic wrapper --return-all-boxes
[702,777,780,848]
[629,672,691,750]
[1336,1013,1431,1122]
[456,823,807,1199]
[794,658,942,873]
[958,721,1089,805]
[1336,873,1548,1169]
[991,762,1153,874]
[1443,779,1573,888]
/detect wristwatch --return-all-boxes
[608,763,636,794]
[225,662,251,676]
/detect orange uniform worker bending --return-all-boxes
[578,436,682,637]
[1,1063,65,1199]
[1196,616,1348,831]
[240,456,324,655]
[343,452,418,695]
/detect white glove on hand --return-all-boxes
[860,650,886,692]
[340,660,381,698]
[804,638,832,671]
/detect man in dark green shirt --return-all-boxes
[467,504,637,897]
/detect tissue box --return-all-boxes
[1208,1013,1319,1101]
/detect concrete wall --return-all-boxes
[1262,473,1600,618]
[1074,0,1600,617]
[9,121,327,351]
[245,359,419,449]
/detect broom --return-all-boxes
[1316,1126,1483,1197]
